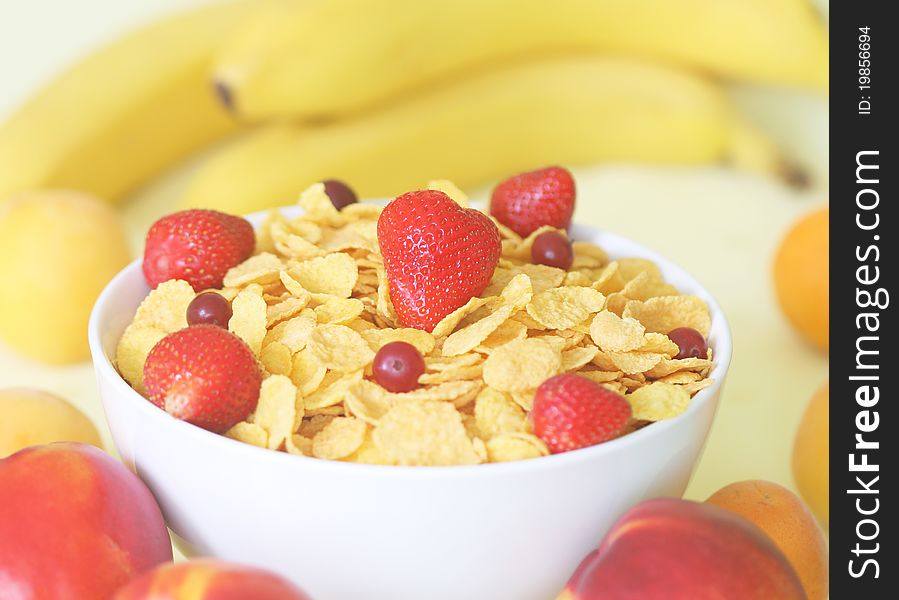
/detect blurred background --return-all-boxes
[1,0,827,528]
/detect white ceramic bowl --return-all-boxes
[89,204,731,600]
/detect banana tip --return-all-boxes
[780,161,812,190]
[213,80,235,113]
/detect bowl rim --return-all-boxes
[88,200,732,479]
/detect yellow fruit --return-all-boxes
[707,480,828,600]
[0,191,130,363]
[793,383,829,526]
[215,0,828,120]
[182,56,788,214]
[0,388,102,457]
[0,1,261,203]
[774,207,829,350]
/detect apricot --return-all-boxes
[0,443,172,599]
[707,480,828,600]
[113,560,312,600]
[558,498,805,600]
[773,206,829,350]
[793,382,829,525]
[0,190,131,363]
[0,388,102,457]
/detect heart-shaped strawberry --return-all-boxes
[377,190,501,332]
[490,166,576,237]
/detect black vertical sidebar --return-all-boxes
[830,1,896,597]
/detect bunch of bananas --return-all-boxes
[0,0,827,214]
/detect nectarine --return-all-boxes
[707,480,827,600]
[113,560,312,600]
[0,443,173,599]
[558,498,806,600]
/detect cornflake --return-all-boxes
[225,422,268,448]
[130,279,194,332]
[260,342,292,376]
[590,310,645,352]
[627,382,692,421]
[229,284,267,355]
[526,287,605,329]
[373,400,480,466]
[308,324,374,372]
[115,326,167,395]
[474,388,527,439]
[623,295,711,337]
[116,181,716,466]
[315,297,364,324]
[483,338,561,392]
[254,375,298,450]
[486,432,550,462]
[288,253,358,298]
[312,417,368,459]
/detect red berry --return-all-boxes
[531,231,574,270]
[142,209,255,291]
[143,325,261,433]
[668,327,708,359]
[322,179,358,210]
[187,292,232,328]
[532,374,632,453]
[377,190,501,332]
[373,341,425,392]
[489,166,576,237]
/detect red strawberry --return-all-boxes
[142,209,255,291]
[489,166,576,237]
[143,325,261,433]
[532,374,632,453]
[377,190,501,332]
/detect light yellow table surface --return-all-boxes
[0,0,828,508]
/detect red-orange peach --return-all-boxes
[558,498,807,600]
[0,443,173,599]
[113,560,312,600]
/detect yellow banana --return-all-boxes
[0,1,265,203]
[215,0,828,120]
[182,56,792,214]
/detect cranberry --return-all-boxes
[531,231,574,270]
[322,179,358,210]
[668,327,708,359]
[186,292,232,328]
[373,341,425,392]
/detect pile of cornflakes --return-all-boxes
[116,182,714,466]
